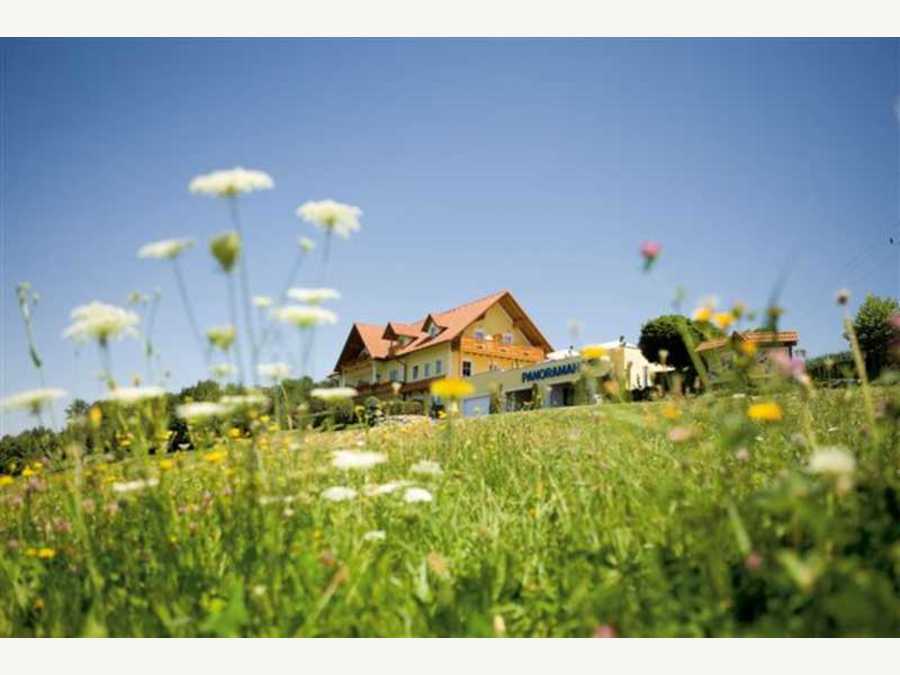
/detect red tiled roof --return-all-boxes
[335,290,553,370]
[696,330,799,353]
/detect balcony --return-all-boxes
[459,336,545,363]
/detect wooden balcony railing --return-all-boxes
[459,336,545,363]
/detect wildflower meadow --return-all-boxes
[1,167,898,637]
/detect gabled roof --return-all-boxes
[334,290,553,370]
[696,330,799,353]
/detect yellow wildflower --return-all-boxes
[739,341,758,357]
[430,377,474,400]
[580,344,608,360]
[227,428,242,440]
[159,459,175,471]
[693,306,712,323]
[26,547,38,557]
[0,475,14,487]
[259,415,270,424]
[747,402,783,422]
[713,312,735,330]
[661,403,681,420]
[203,449,227,464]
[37,547,56,560]
[22,467,36,478]
[89,405,103,428]
[437,410,447,420]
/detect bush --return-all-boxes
[384,399,424,416]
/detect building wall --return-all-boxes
[460,303,529,345]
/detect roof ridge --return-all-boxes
[432,289,508,317]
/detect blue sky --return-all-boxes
[1,38,898,434]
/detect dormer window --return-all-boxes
[428,323,439,338]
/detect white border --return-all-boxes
[1,1,900,37]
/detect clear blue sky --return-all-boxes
[2,38,898,434]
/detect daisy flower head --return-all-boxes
[206,325,236,352]
[296,199,362,239]
[410,460,443,477]
[189,167,273,198]
[257,362,291,382]
[310,387,357,402]
[272,305,338,329]
[176,401,229,421]
[403,487,434,504]
[104,386,166,405]
[332,450,387,471]
[808,446,856,477]
[63,302,140,344]
[221,392,269,412]
[137,238,194,260]
[1,388,67,415]
[286,287,341,304]
[321,486,357,502]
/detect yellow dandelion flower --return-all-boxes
[693,306,712,323]
[37,547,56,559]
[203,450,227,464]
[430,377,474,400]
[26,547,38,557]
[22,467,36,478]
[227,428,242,440]
[0,475,14,487]
[748,402,783,422]
[713,312,735,330]
[159,459,175,471]
[437,410,447,420]
[580,344,608,360]
[259,415,270,424]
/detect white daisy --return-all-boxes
[410,460,442,477]
[206,325,236,351]
[310,387,357,401]
[321,486,357,502]
[112,478,159,494]
[808,447,856,477]
[189,167,273,197]
[0,388,67,414]
[362,530,386,542]
[63,302,140,344]
[176,402,229,421]
[286,287,341,304]
[257,362,291,382]
[332,450,386,471]
[403,487,433,504]
[137,238,194,260]
[104,386,166,404]
[221,393,269,411]
[296,199,362,239]
[271,305,338,329]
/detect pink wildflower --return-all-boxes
[640,241,662,271]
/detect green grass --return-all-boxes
[1,387,898,636]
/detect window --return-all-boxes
[502,332,513,345]
[435,359,443,375]
[389,369,399,382]
[412,365,419,380]
[474,328,486,340]
[462,360,472,377]
[424,363,431,378]
[375,373,381,382]
[428,323,439,337]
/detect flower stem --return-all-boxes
[229,198,259,385]
[843,314,877,437]
[227,274,248,387]
[171,257,206,364]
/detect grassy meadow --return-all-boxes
[1,385,898,637]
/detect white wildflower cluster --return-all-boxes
[272,305,338,328]
[112,478,159,494]
[137,238,194,260]
[807,446,856,494]
[252,295,274,308]
[310,387,357,401]
[410,460,442,477]
[321,486,357,502]
[286,287,341,304]
[362,530,386,542]
[331,450,386,471]
[362,480,411,496]
[63,302,140,343]
[176,402,229,421]
[104,386,166,405]
[189,167,274,197]
[296,199,362,239]
[403,487,433,503]
[220,392,269,411]
[0,388,67,414]
[258,362,291,382]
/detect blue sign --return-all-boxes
[522,361,579,383]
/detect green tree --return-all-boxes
[638,314,706,376]
[65,398,91,423]
[852,294,900,379]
